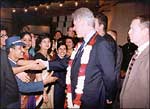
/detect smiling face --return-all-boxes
[54,31,62,40]
[57,45,67,59]
[65,38,74,49]
[21,34,32,50]
[39,38,51,50]
[0,30,8,48]
[67,27,76,37]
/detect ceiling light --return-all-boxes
[12,9,16,13]
[24,8,28,12]
[46,5,50,9]
[59,3,63,7]
[75,1,78,6]
[85,0,88,3]
[34,7,38,11]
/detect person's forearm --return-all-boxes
[17,59,35,66]
[12,65,29,74]
[49,59,68,71]
[18,81,44,93]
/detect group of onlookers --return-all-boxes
[0,7,149,109]
[0,24,79,109]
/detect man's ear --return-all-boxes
[9,47,13,52]
[9,47,14,55]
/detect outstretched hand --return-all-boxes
[16,72,30,83]
[28,60,46,70]
[43,71,58,85]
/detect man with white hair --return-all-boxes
[120,15,149,108]
[65,7,116,109]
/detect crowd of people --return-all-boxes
[0,7,149,109]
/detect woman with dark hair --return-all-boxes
[52,41,69,109]
[20,32,33,60]
[34,34,58,108]
[34,34,51,58]
[20,32,36,109]
[51,30,64,55]
[65,36,75,57]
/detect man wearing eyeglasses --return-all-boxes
[0,25,8,49]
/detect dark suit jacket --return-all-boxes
[71,34,117,109]
[51,55,69,109]
[0,49,20,108]
[121,42,137,72]
[116,46,123,74]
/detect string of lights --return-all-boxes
[11,0,89,13]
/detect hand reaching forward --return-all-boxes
[27,61,46,70]
[43,71,58,85]
[16,72,30,83]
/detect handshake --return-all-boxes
[16,59,58,83]
[17,59,48,71]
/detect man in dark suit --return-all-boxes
[65,8,116,109]
[95,13,118,108]
[107,29,123,108]
[0,49,20,108]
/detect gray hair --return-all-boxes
[72,7,95,27]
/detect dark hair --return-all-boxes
[0,25,7,31]
[54,30,63,36]
[67,26,73,31]
[95,13,108,31]
[20,32,32,39]
[65,36,75,47]
[35,34,51,53]
[57,41,67,50]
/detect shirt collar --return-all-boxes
[137,41,149,56]
[83,30,96,46]
[8,57,17,64]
